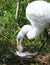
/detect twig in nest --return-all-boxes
[41,53,50,65]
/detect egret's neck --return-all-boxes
[26,24,44,40]
[20,25,33,36]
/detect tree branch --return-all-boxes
[15,0,20,20]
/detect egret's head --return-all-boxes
[16,25,32,52]
[16,31,24,52]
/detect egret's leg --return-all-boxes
[38,28,48,52]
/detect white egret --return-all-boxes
[16,1,50,57]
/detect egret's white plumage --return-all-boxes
[16,51,34,57]
[16,1,50,56]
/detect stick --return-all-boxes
[15,0,20,20]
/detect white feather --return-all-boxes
[16,51,33,57]
[16,1,50,56]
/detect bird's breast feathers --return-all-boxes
[26,1,50,25]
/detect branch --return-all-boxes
[15,0,20,20]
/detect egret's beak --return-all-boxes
[17,39,19,51]
[17,39,18,47]
[16,38,23,53]
[16,39,20,51]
